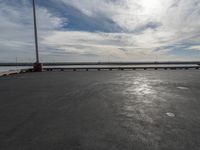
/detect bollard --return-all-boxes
[33,63,43,72]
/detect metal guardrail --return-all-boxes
[0,61,200,66]
[42,66,200,71]
[1,63,200,76]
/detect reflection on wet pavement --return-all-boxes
[120,73,164,120]
[125,75,155,96]
[111,72,179,145]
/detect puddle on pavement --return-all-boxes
[166,112,175,117]
[177,86,189,90]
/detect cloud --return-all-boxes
[188,45,200,51]
[0,1,65,62]
[0,0,200,62]
[41,30,187,61]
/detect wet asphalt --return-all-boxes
[0,70,200,150]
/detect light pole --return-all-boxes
[32,0,42,71]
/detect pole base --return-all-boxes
[33,63,43,72]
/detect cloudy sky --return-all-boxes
[0,0,200,62]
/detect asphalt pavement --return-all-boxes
[0,70,200,150]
